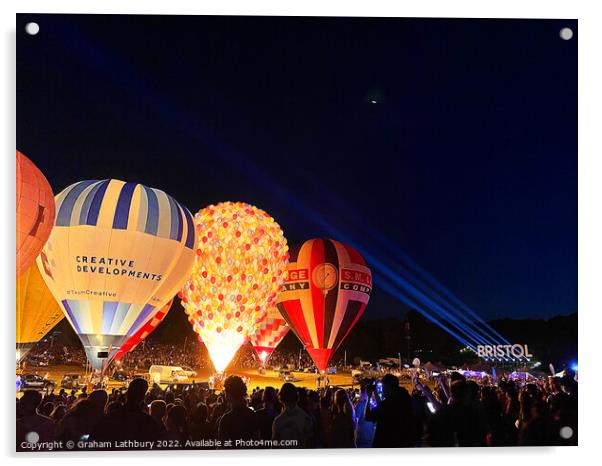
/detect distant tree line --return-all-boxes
[49,302,577,368]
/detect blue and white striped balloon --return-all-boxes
[37,179,197,370]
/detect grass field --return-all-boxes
[18,365,419,393]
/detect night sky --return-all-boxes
[17,14,577,323]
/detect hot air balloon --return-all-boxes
[249,305,290,366]
[276,238,372,372]
[36,179,197,371]
[16,264,63,362]
[181,201,289,372]
[113,299,173,362]
[16,150,56,276]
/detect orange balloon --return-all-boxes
[16,150,55,276]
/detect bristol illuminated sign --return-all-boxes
[476,344,533,359]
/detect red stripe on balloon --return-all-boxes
[309,239,326,348]
[277,300,312,348]
[342,243,366,266]
[114,303,171,361]
[332,301,366,351]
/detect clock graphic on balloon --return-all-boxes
[312,263,339,295]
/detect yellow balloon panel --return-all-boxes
[41,228,183,316]
[16,264,63,344]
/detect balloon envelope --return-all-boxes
[16,264,63,361]
[181,201,289,372]
[16,150,55,276]
[276,238,372,371]
[37,179,196,370]
[249,305,289,365]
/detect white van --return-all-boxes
[148,365,190,384]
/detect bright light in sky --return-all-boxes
[25,22,40,35]
[559,27,573,41]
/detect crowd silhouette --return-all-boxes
[16,369,577,450]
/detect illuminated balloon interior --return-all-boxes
[258,350,270,365]
[181,201,289,372]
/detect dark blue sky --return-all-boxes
[17,15,577,322]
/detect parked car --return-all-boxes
[180,366,197,378]
[149,365,191,384]
[21,373,56,392]
[278,370,296,382]
[112,371,128,381]
[27,355,49,367]
[60,373,85,390]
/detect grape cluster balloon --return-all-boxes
[181,201,289,372]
